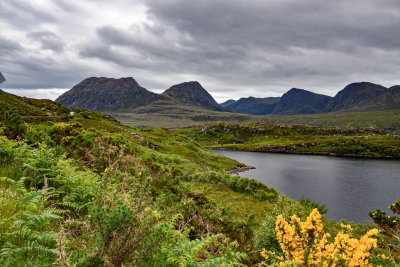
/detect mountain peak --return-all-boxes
[162,81,225,111]
[272,88,332,115]
[56,77,163,111]
[79,77,140,88]
[287,88,306,92]
[327,82,387,112]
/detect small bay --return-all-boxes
[211,149,400,223]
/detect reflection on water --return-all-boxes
[211,150,400,223]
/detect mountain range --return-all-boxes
[56,77,225,113]
[222,82,400,115]
[56,77,400,116]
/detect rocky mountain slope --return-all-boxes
[56,77,167,112]
[221,97,280,115]
[162,81,226,111]
[56,78,226,113]
[272,88,332,115]
[325,82,387,112]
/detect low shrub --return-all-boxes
[183,170,278,202]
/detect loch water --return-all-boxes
[211,149,400,223]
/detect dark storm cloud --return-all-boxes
[0,36,89,89]
[2,0,400,100]
[145,0,400,51]
[80,24,247,75]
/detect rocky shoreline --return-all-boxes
[227,165,256,174]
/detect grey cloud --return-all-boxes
[144,0,400,51]
[0,36,23,53]
[1,41,91,89]
[27,30,65,52]
[2,0,400,102]
[0,0,58,30]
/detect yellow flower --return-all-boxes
[270,209,379,266]
[92,197,95,201]
[88,214,92,219]
[219,217,223,222]
[260,248,269,260]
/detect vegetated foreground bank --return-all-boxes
[0,90,399,266]
[177,122,400,159]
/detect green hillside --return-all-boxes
[0,89,70,116]
[0,92,398,265]
[263,109,400,135]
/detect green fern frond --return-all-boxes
[0,177,15,188]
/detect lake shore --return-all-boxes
[212,148,400,223]
[227,164,255,174]
[210,145,400,160]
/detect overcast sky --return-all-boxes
[1,0,400,102]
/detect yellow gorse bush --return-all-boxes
[53,122,77,128]
[262,208,379,266]
[104,167,113,173]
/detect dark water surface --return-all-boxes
[211,150,400,223]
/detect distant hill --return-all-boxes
[272,88,332,115]
[220,99,236,107]
[325,82,388,112]
[221,97,281,115]
[222,82,400,116]
[161,81,226,111]
[56,77,166,112]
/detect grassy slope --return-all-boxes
[113,102,257,128]
[73,109,243,172]
[0,89,70,116]
[0,95,280,264]
[1,92,398,265]
[188,182,274,224]
[263,109,400,134]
